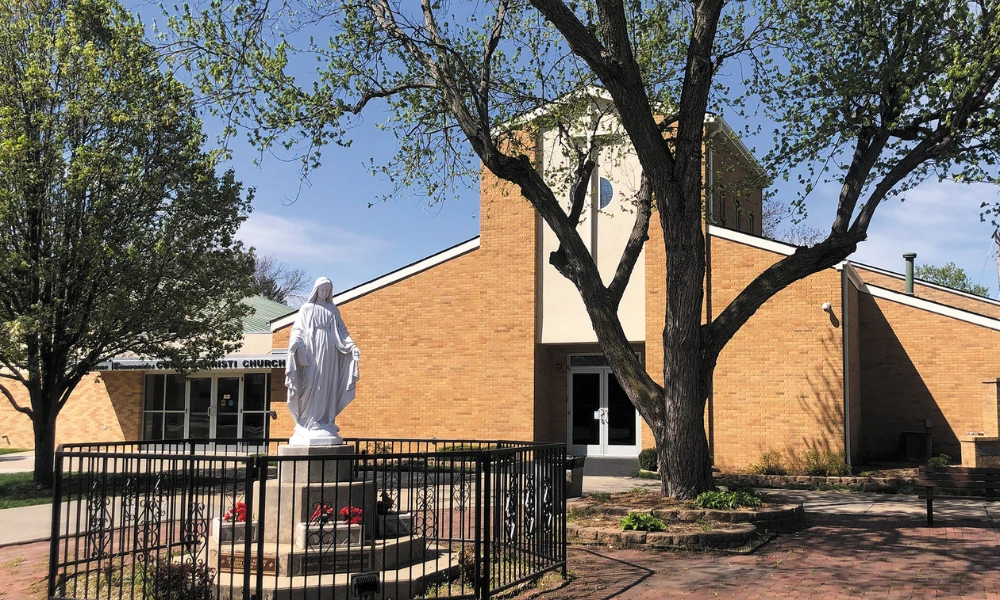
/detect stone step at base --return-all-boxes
[215,547,461,600]
[217,536,428,577]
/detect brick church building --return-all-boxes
[4,107,1000,470]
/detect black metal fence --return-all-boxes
[49,438,567,600]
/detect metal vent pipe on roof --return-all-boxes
[904,252,917,296]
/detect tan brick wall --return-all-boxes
[709,237,846,469]
[272,327,290,352]
[710,141,763,236]
[857,293,1000,459]
[0,371,142,448]
[270,163,539,442]
[267,368,292,439]
[855,266,1000,320]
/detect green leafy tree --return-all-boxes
[166,0,1000,498]
[915,262,990,297]
[0,0,255,487]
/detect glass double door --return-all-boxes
[568,367,640,456]
[143,373,270,441]
[188,374,269,440]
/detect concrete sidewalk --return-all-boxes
[0,450,34,474]
[0,503,52,546]
[583,475,999,525]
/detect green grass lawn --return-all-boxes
[0,473,53,509]
[0,447,28,455]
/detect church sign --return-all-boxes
[94,355,287,371]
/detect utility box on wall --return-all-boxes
[900,432,932,462]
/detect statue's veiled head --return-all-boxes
[307,277,335,304]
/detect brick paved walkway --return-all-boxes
[540,512,1000,599]
[3,503,999,599]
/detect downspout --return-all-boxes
[704,117,724,461]
[841,266,852,467]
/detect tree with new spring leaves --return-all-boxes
[915,262,991,297]
[166,0,1000,498]
[0,0,256,487]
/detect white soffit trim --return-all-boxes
[708,225,796,256]
[270,237,481,331]
[703,114,769,182]
[865,284,1000,332]
[853,261,1000,309]
[840,261,867,291]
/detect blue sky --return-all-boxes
[138,4,1000,300]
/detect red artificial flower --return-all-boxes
[223,502,247,523]
[340,505,363,525]
[310,504,336,524]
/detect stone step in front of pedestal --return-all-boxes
[215,545,459,600]
[217,536,428,578]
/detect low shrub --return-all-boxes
[589,492,611,503]
[638,448,658,472]
[796,448,850,477]
[748,450,787,475]
[694,489,762,510]
[147,562,214,600]
[620,512,667,532]
[927,454,951,468]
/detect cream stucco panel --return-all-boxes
[538,119,646,344]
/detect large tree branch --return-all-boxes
[343,82,437,114]
[479,0,509,117]
[703,234,862,363]
[608,173,652,308]
[0,382,32,417]
[527,0,611,80]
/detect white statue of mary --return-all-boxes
[285,277,360,446]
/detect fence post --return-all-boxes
[254,455,267,599]
[242,457,257,600]
[560,447,567,578]
[47,450,64,599]
[478,451,491,600]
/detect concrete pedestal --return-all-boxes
[278,443,355,484]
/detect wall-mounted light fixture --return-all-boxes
[821,302,833,313]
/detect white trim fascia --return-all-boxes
[852,261,1000,308]
[708,225,796,256]
[839,261,867,291]
[703,114,770,183]
[864,284,1000,332]
[270,237,481,331]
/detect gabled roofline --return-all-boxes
[864,283,1000,332]
[270,236,481,331]
[708,225,797,256]
[504,87,768,181]
[852,260,1000,308]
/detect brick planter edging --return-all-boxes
[718,473,917,491]
[566,502,805,549]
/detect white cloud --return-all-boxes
[238,211,390,266]
[849,181,1000,290]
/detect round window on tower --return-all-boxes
[599,177,614,209]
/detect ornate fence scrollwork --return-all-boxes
[181,500,209,565]
[504,471,518,546]
[85,479,112,561]
[413,472,438,538]
[132,476,164,570]
[523,471,537,537]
